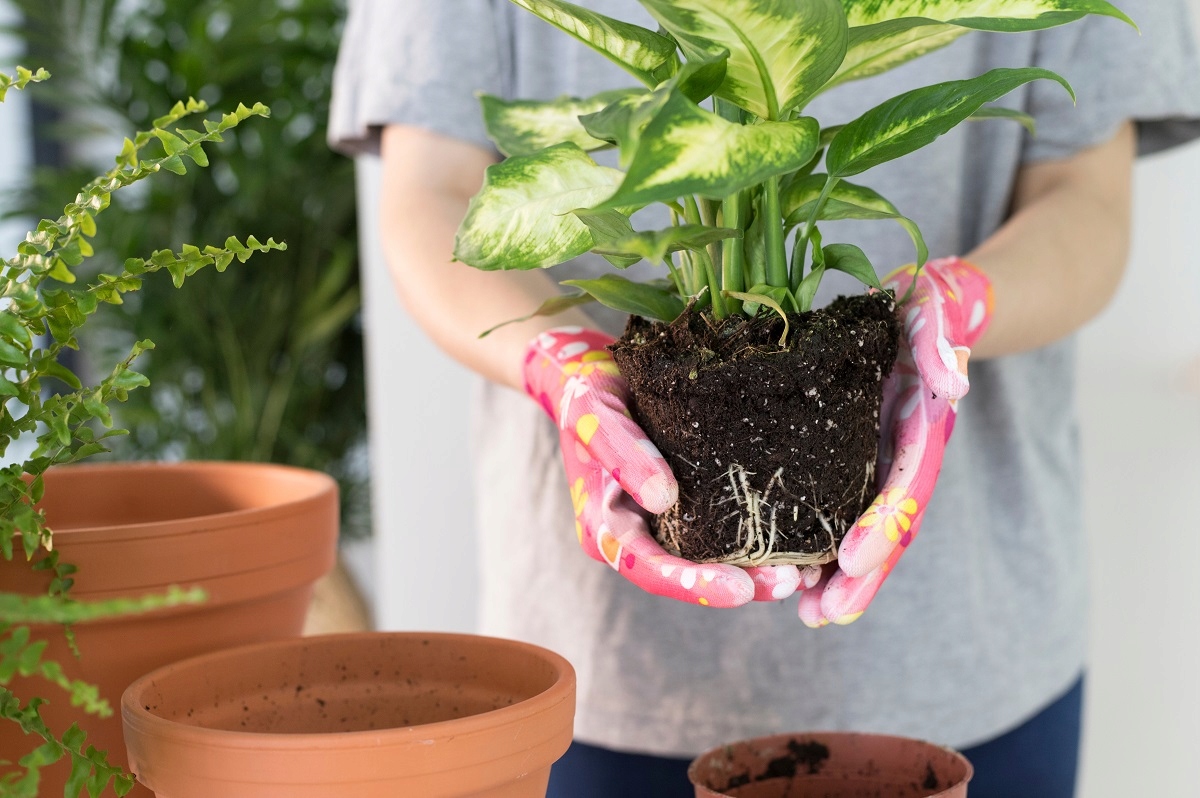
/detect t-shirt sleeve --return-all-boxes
[327,0,511,157]
[1023,0,1200,162]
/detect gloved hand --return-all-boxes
[798,257,994,627]
[524,326,806,607]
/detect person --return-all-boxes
[329,2,1200,795]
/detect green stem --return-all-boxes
[664,256,687,298]
[792,176,839,292]
[721,192,745,316]
[670,207,696,296]
[763,178,787,287]
[682,196,726,317]
[701,254,727,319]
[789,226,809,293]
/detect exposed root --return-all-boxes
[656,464,842,567]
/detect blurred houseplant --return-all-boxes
[6,0,369,537]
[0,63,310,795]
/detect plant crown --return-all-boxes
[0,69,283,797]
[454,0,1134,327]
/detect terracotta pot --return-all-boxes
[0,461,338,797]
[121,632,576,797]
[688,731,973,798]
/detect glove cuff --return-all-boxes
[923,257,994,350]
[883,257,994,350]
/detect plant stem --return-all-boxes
[763,177,787,287]
[789,226,809,293]
[664,199,687,216]
[681,197,726,317]
[721,192,745,316]
[701,253,727,319]
[664,256,687,297]
[684,197,727,318]
[793,176,840,292]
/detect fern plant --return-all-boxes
[0,68,283,798]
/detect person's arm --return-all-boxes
[379,124,596,390]
[967,121,1136,359]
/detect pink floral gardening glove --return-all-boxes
[524,327,805,607]
[798,257,995,627]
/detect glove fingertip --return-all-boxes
[799,565,824,590]
[631,470,678,514]
[913,340,971,402]
[798,599,830,628]
[837,530,893,579]
[747,566,801,602]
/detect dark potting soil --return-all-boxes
[609,293,900,566]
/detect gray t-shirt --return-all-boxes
[330,0,1200,753]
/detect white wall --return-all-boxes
[1076,142,1200,797]
[354,158,478,633]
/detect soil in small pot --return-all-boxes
[610,292,900,566]
[689,732,972,798]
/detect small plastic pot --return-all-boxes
[122,632,576,797]
[688,731,973,798]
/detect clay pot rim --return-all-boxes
[121,631,576,751]
[688,730,974,798]
[39,460,337,541]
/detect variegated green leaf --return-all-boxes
[579,54,729,168]
[454,143,625,271]
[781,173,898,222]
[826,67,1073,177]
[592,224,741,265]
[831,20,968,88]
[561,274,685,322]
[841,0,1134,31]
[509,0,680,86]
[596,91,820,209]
[580,91,664,168]
[787,195,929,268]
[480,90,639,157]
[479,291,596,337]
[784,172,928,269]
[822,243,882,289]
[830,1,1134,88]
[726,289,791,343]
[573,208,642,267]
[796,262,826,312]
[640,0,848,119]
[970,105,1037,134]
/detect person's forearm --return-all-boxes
[380,127,595,391]
[965,122,1136,359]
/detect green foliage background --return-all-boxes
[7,0,368,537]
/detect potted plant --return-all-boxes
[453,0,1133,567]
[0,68,339,797]
[119,632,575,797]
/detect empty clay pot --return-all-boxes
[0,461,338,797]
[688,731,973,798]
[121,632,576,797]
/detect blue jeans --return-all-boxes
[547,676,1084,798]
